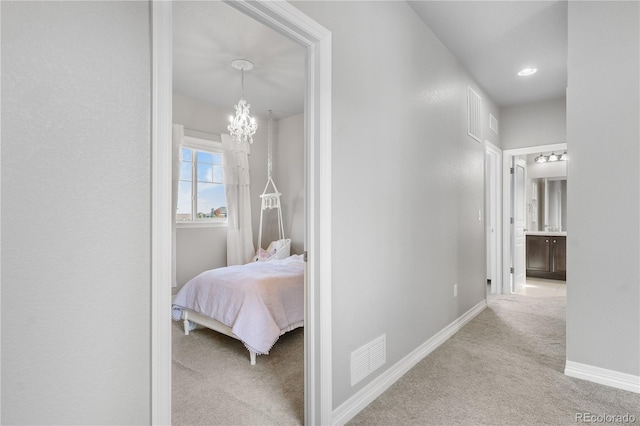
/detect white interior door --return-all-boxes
[485,154,492,282]
[485,142,501,294]
[512,157,527,293]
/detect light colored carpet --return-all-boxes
[172,294,640,425]
[172,321,303,425]
[348,294,640,425]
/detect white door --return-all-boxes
[512,157,527,293]
[485,142,501,294]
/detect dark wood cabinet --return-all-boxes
[526,235,566,280]
[526,236,550,272]
[551,236,566,275]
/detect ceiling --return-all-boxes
[407,1,567,107]
[173,1,568,118]
[173,1,306,120]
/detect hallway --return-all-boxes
[349,285,640,425]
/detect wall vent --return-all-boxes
[351,334,386,386]
[490,113,499,134]
[467,86,482,142]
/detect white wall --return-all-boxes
[501,96,566,150]
[293,1,500,409]
[566,1,640,376]
[2,2,151,423]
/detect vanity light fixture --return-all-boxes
[518,67,538,77]
[535,153,547,163]
[228,59,258,144]
[535,151,568,163]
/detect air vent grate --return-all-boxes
[351,334,386,386]
[490,113,499,134]
[468,86,482,142]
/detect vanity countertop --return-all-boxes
[525,231,567,236]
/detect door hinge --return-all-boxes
[303,251,308,262]
[510,267,514,274]
[510,217,514,224]
[510,167,514,174]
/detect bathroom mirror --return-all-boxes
[527,177,567,232]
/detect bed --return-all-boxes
[172,254,304,365]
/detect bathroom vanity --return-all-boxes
[525,232,566,281]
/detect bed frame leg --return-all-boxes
[250,351,256,365]
[182,313,190,336]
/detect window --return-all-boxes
[177,136,227,225]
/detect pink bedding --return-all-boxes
[172,254,304,355]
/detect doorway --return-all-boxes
[501,143,567,294]
[150,2,332,424]
[172,2,306,419]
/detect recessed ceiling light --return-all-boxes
[518,67,538,77]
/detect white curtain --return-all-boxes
[171,124,184,287]
[222,133,255,265]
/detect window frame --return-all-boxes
[176,134,227,229]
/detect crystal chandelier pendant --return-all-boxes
[228,59,257,144]
[229,98,257,144]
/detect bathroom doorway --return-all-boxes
[501,143,567,294]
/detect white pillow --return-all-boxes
[253,238,291,262]
[267,238,291,260]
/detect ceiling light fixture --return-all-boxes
[518,67,538,77]
[228,59,258,144]
[535,151,568,163]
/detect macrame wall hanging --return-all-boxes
[255,111,289,261]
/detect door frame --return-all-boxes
[150,2,333,424]
[485,141,502,294]
[501,143,566,294]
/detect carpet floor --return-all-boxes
[172,293,640,425]
[172,321,304,425]
[349,294,640,425]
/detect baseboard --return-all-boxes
[565,361,640,394]
[332,299,487,426]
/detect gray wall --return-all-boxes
[2,2,151,424]
[566,1,640,376]
[501,96,566,150]
[293,1,500,408]
[12,2,632,424]
[175,226,226,291]
[275,113,305,255]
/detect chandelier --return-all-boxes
[228,59,258,144]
